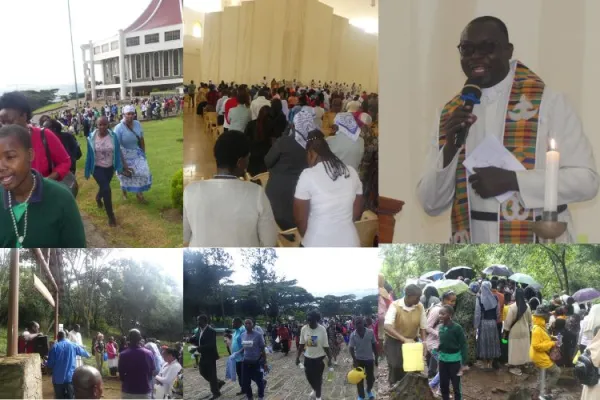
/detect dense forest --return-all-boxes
[380,244,600,297]
[183,248,377,330]
[0,249,183,343]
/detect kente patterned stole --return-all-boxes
[438,62,545,243]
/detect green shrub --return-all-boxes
[171,169,184,213]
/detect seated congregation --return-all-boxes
[183,79,378,248]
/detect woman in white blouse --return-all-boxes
[183,131,277,247]
[293,127,363,247]
[154,348,182,399]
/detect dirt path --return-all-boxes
[80,211,109,248]
[185,344,381,400]
[375,361,581,400]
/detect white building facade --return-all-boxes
[81,0,183,102]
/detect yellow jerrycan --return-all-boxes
[347,367,367,384]
[402,342,424,372]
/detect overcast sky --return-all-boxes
[227,248,381,297]
[0,0,151,89]
[109,248,183,288]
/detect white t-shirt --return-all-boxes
[183,179,278,247]
[294,163,362,247]
[299,324,329,359]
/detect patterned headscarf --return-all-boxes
[480,281,498,311]
[123,105,135,114]
[292,108,317,149]
[334,112,361,142]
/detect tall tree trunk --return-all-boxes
[440,244,449,271]
[560,248,570,294]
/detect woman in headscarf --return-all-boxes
[326,112,365,172]
[263,109,311,231]
[293,128,363,247]
[502,288,532,375]
[453,283,478,366]
[244,105,272,176]
[114,105,152,203]
[474,281,501,369]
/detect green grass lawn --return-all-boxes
[75,115,183,247]
[182,335,229,368]
[33,102,66,114]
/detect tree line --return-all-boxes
[183,248,377,330]
[0,249,183,343]
[380,244,600,297]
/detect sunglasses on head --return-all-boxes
[457,41,500,57]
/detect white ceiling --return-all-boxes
[319,0,378,20]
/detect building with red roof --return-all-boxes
[81,0,183,101]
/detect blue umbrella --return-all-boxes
[420,271,445,281]
[483,264,514,277]
[573,288,600,303]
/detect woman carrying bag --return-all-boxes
[84,116,131,227]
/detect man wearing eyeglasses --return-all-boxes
[417,16,598,244]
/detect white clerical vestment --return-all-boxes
[68,330,84,367]
[417,60,599,243]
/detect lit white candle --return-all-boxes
[544,138,560,212]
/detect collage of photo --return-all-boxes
[0,0,599,400]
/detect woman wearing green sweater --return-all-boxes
[0,124,86,247]
[437,304,468,400]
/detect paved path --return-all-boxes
[185,344,381,400]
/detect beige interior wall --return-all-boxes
[192,0,378,91]
[380,0,600,243]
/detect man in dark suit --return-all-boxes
[190,315,225,399]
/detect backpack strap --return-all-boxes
[39,128,54,172]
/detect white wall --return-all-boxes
[380,0,600,243]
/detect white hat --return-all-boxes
[123,105,136,114]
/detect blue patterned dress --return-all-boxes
[114,120,152,192]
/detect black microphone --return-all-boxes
[454,79,482,147]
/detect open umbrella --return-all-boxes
[425,279,469,297]
[508,273,539,287]
[405,278,432,290]
[445,266,475,280]
[573,288,600,303]
[483,264,514,277]
[420,271,445,281]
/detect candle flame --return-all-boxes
[550,138,556,150]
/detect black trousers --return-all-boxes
[199,358,221,395]
[439,360,462,400]
[242,360,265,399]
[93,166,115,219]
[236,361,243,389]
[304,356,325,398]
[53,383,74,399]
[356,359,375,398]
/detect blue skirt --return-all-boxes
[117,147,152,192]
